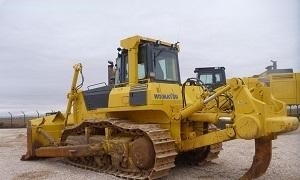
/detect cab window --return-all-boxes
[199,73,213,85]
[154,51,179,82]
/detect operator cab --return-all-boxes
[109,39,181,86]
[194,67,226,90]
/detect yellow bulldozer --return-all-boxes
[195,62,300,119]
[21,36,298,179]
[252,61,300,118]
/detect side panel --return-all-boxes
[130,91,147,106]
[83,86,112,110]
[108,86,130,107]
[130,84,147,106]
[296,73,300,104]
[270,73,297,104]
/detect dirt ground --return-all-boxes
[0,128,299,180]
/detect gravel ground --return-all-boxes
[0,128,299,180]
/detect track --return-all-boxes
[60,118,178,179]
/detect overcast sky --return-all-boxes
[0,0,299,115]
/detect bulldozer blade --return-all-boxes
[21,121,35,161]
[240,136,272,180]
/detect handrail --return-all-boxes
[87,82,107,90]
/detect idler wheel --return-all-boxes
[130,137,155,169]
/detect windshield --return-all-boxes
[199,73,213,85]
[154,51,179,82]
[199,72,222,85]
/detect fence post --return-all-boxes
[21,111,25,127]
[8,112,12,128]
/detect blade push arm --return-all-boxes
[64,63,82,127]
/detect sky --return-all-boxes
[0,0,299,116]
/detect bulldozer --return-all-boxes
[21,36,298,179]
[195,62,300,119]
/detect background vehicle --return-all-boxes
[195,61,300,119]
[194,67,226,90]
[22,36,298,179]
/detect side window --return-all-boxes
[138,64,145,79]
[165,58,177,80]
[125,57,128,82]
[114,51,128,85]
[215,73,221,83]
[138,45,146,80]
[156,59,166,79]
[114,57,121,85]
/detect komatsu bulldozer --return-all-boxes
[22,36,298,179]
